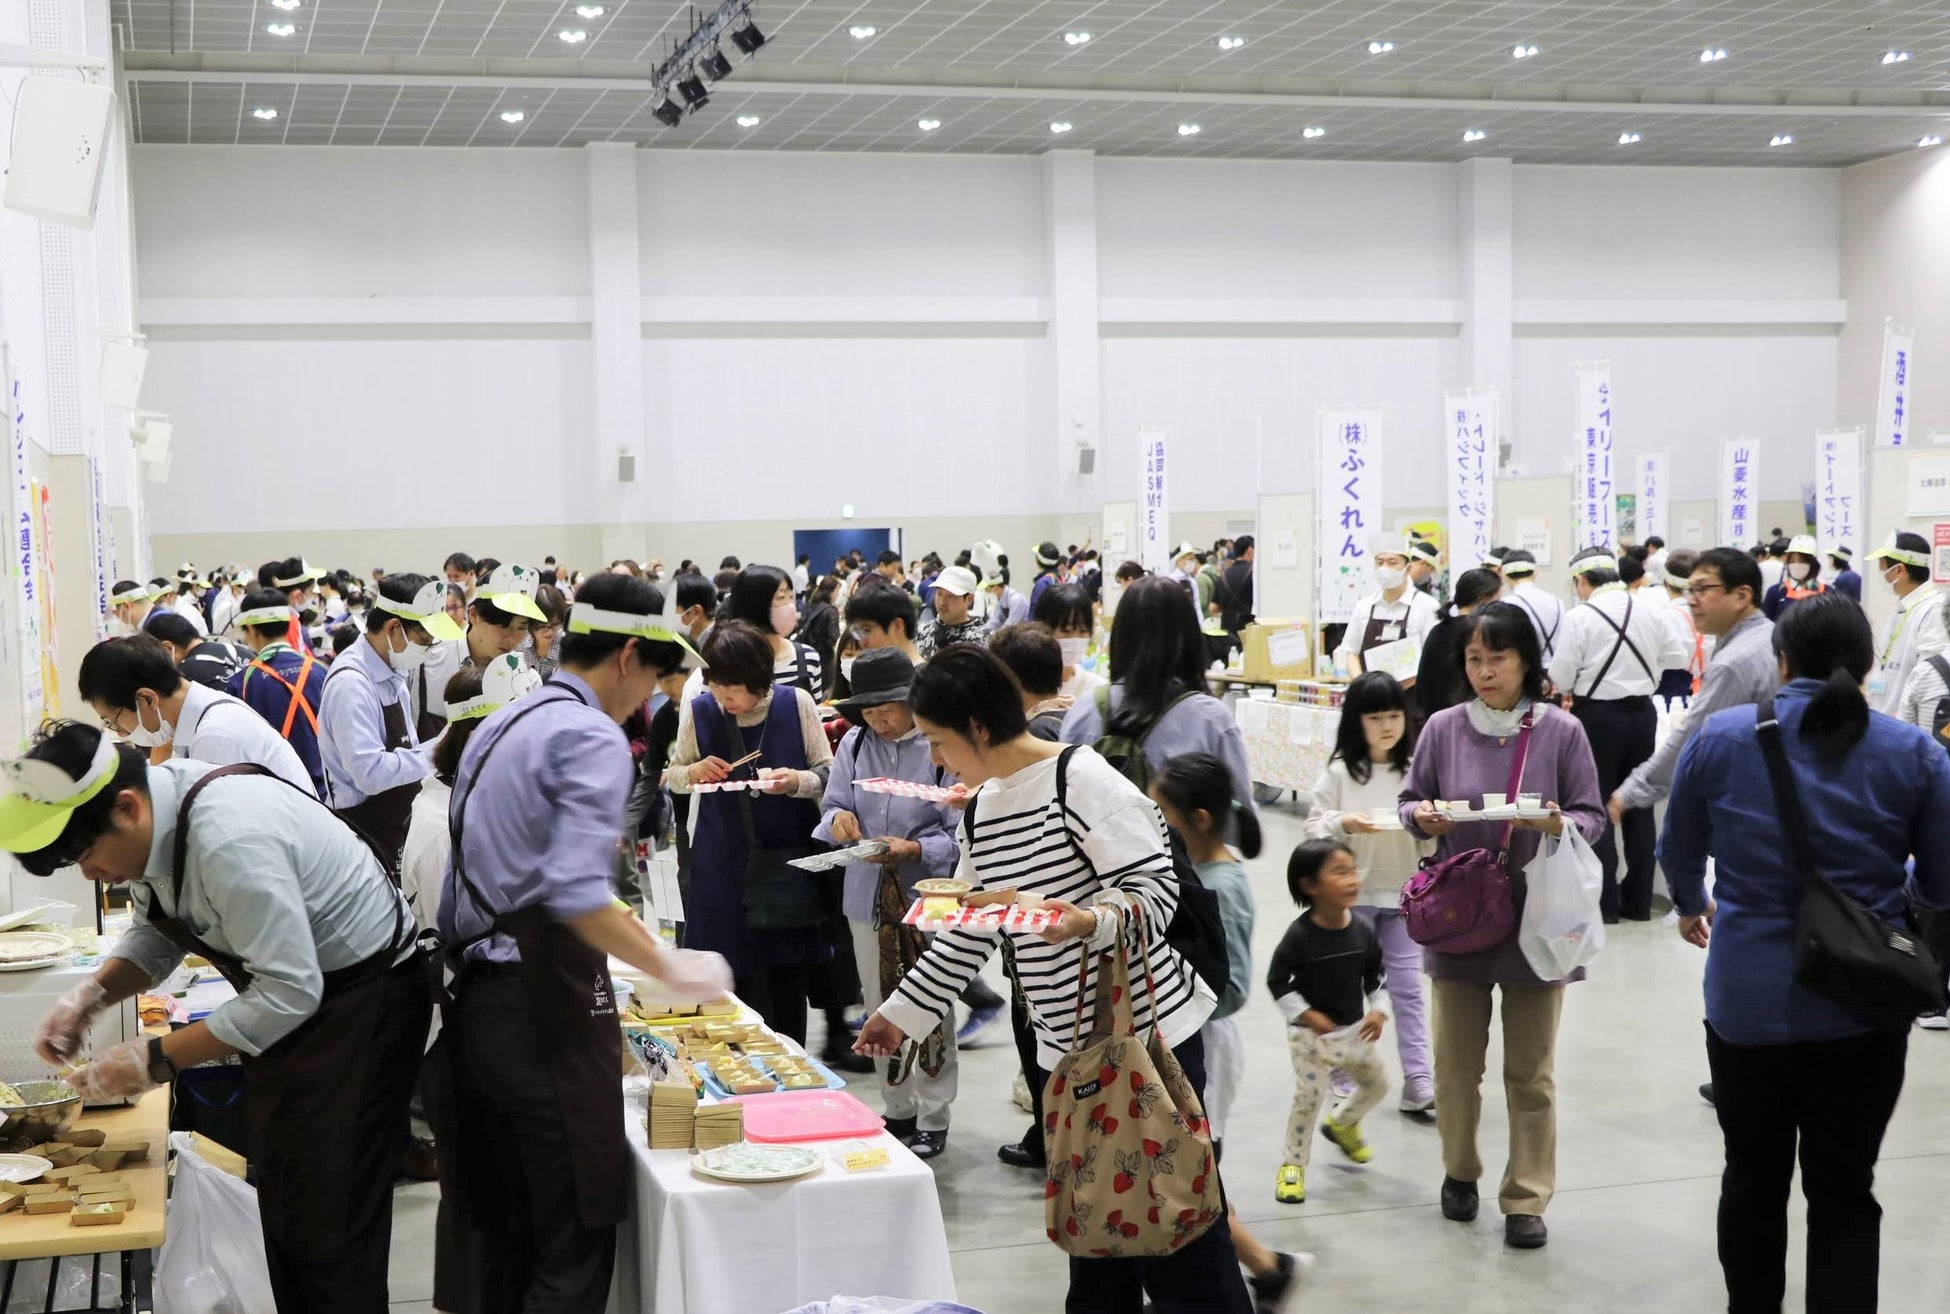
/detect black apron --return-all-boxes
[325,663,422,872]
[148,763,417,1263]
[429,687,628,1310]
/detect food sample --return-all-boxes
[912,879,970,899]
[919,897,962,919]
[0,1084,23,1108]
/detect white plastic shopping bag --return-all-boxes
[1518,827,1606,981]
[155,1131,276,1314]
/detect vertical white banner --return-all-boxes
[1814,428,1863,557]
[1637,452,1670,545]
[1444,388,1497,575]
[1138,429,1170,573]
[5,351,44,735]
[1316,407,1385,624]
[87,456,108,641]
[1876,319,1915,448]
[1720,439,1761,548]
[1574,361,1616,550]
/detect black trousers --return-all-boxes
[737,963,817,1046]
[1570,695,1657,920]
[1002,944,1048,1152]
[1065,1033,1253,1314]
[1706,1022,1908,1314]
[264,962,428,1314]
[456,973,617,1314]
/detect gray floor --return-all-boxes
[385,802,1950,1312]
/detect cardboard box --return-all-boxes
[1241,620,1314,683]
[24,1195,73,1215]
[64,1129,106,1148]
[69,1202,127,1227]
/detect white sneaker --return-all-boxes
[1918,1011,1950,1031]
[1011,1071,1034,1111]
[1399,1077,1436,1113]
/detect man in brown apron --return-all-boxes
[318,572,462,872]
[2,721,428,1314]
[429,572,731,1314]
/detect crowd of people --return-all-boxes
[4,519,1945,1312]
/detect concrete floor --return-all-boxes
[384,801,1950,1313]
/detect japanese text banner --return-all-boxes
[1444,388,1497,575]
[1317,406,1385,624]
[1574,362,1615,551]
[1814,429,1862,558]
[1720,438,1762,549]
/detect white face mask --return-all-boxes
[1884,565,1904,587]
[1787,562,1813,582]
[390,627,432,673]
[125,695,174,749]
[1059,637,1090,666]
[1375,566,1407,590]
[840,658,856,682]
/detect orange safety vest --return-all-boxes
[241,650,320,739]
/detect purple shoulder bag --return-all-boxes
[1399,712,1534,955]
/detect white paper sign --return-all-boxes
[1265,627,1310,668]
[1316,407,1385,624]
[1285,708,1315,746]
[1681,518,1704,546]
[1876,319,1915,449]
[1636,452,1669,545]
[1444,388,1497,576]
[1234,698,1270,736]
[1516,518,1553,566]
[1814,429,1863,557]
[1574,362,1616,551]
[1363,635,1423,682]
[1269,530,1298,569]
[1908,452,1950,518]
[1139,430,1169,572]
[1720,439,1761,548]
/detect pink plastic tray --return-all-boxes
[902,899,1058,933]
[722,1088,886,1142]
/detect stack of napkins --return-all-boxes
[692,1101,743,1150]
[648,1081,697,1149]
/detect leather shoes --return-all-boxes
[1505,1214,1548,1249]
[883,1116,917,1142]
[396,1136,440,1182]
[1440,1176,1479,1222]
[909,1129,948,1160]
[997,1139,1045,1169]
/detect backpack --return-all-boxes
[1091,686,1200,794]
[1930,655,1950,754]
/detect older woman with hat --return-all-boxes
[815,647,962,1158]
[1761,534,1831,620]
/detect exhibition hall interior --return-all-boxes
[1,1,1949,1311]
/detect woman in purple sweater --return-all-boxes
[1397,602,1605,1252]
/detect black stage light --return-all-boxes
[677,72,710,107]
[700,47,734,81]
[652,97,685,127]
[730,21,767,55]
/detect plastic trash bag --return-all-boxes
[3,1257,119,1312]
[783,1301,984,1314]
[1518,827,1606,981]
[155,1131,276,1314]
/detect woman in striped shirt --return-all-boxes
[856,646,1249,1312]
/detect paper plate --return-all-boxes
[690,1143,823,1184]
[0,1154,50,1183]
[0,932,73,971]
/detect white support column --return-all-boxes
[1044,150,1101,517]
[1457,158,1514,453]
[586,142,648,557]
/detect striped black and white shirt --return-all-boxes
[879,746,1215,1068]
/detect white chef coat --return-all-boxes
[1505,581,1566,662]
[1332,587,1438,672]
[1870,583,1950,717]
[172,680,319,795]
[1547,583,1691,700]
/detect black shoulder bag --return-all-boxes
[1754,698,1946,1028]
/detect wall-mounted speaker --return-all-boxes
[1077,443,1097,475]
[617,450,637,483]
[4,78,116,229]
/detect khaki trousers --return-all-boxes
[1431,979,1564,1215]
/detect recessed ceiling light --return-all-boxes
[1064,31,1092,46]
[1217,36,1246,52]
[268,0,300,9]
[1177,123,1201,137]
[557,28,587,43]
[499,110,525,124]
[1618,131,1642,144]
[1699,47,1728,63]
[251,107,279,121]
[1920,134,1943,148]
[1049,121,1074,134]
[574,4,605,16]
[917,118,941,131]
[1463,129,1486,143]
[1302,125,1326,139]
[849,25,877,39]
[736,115,762,127]
[1367,40,1396,55]
[264,21,296,35]
[1882,50,1912,65]
[1769,133,1794,147]
[1511,44,1539,59]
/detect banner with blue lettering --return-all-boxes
[1444,388,1496,576]
[1720,439,1761,549]
[1317,407,1384,624]
[1636,452,1668,546]
[1574,361,1615,551]
[1814,428,1862,558]
[1139,429,1169,574]
[1876,320,1914,449]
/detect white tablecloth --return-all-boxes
[612,1129,958,1314]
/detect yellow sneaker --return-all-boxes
[1322,1118,1373,1164]
[1274,1164,1305,1203]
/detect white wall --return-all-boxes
[132,146,1848,568]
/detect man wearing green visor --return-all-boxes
[2,720,427,1313]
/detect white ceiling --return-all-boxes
[116,0,1950,165]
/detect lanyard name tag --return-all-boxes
[1383,621,1404,640]
[1867,672,1892,697]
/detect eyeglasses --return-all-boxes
[1684,584,1729,599]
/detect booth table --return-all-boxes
[0,1087,166,1314]
[613,1127,956,1314]
[1221,686,1343,796]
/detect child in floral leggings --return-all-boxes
[1267,839,1390,1203]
